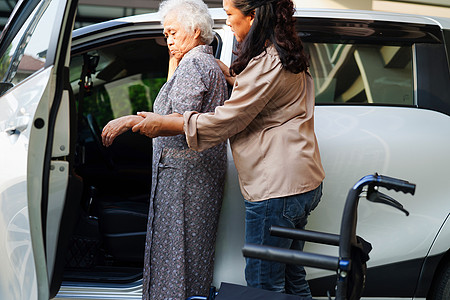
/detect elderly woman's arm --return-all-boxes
[102,115,144,147]
[132,112,184,138]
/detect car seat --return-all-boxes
[97,194,149,263]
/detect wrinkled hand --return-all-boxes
[132,112,163,138]
[101,115,143,147]
[167,50,181,80]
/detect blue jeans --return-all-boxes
[244,183,323,298]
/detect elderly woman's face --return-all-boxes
[163,14,202,60]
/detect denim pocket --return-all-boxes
[282,196,307,223]
[310,183,323,212]
[282,184,323,224]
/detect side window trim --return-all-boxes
[443,29,450,78]
[415,43,450,116]
[297,18,443,44]
[0,0,41,56]
[3,1,51,83]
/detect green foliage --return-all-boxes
[0,45,13,80]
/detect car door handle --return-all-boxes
[4,115,30,135]
[5,123,28,135]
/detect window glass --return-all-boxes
[0,0,58,85]
[304,43,414,105]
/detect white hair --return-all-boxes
[158,0,215,45]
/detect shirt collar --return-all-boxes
[183,44,213,60]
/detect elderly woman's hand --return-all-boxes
[133,112,184,138]
[101,115,144,147]
[167,51,181,80]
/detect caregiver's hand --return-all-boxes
[133,112,184,138]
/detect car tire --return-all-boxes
[428,258,450,300]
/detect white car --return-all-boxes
[0,0,449,299]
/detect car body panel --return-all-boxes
[116,7,441,27]
[428,213,450,257]
[308,106,450,275]
[211,105,450,290]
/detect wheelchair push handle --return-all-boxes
[355,174,415,216]
[355,173,416,195]
[373,174,416,195]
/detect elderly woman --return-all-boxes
[130,0,325,298]
[101,0,228,299]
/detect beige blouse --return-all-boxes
[184,45,325,201]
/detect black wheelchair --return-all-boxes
[188,173,415,300]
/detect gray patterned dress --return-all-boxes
[142,45,228,300]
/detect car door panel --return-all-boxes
[0,181,38,299]
[0,66,53,300]
[0,0,78,299]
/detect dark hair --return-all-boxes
[230,0,309,75]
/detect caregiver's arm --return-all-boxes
[132,112,184,138]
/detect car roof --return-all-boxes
[109,7,450,26]
[295,8,450,29]
[72,7,450,40]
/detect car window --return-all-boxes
[444,29,450,76]
[0,0,59,87]
[304,43,414,105]
[70,38,169,128]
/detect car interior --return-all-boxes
[64,35,221,283]
[64,37,167,282]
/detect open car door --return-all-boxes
[0,0,78,299]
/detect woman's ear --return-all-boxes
[194,28,202,40]
[249,9,255,26]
